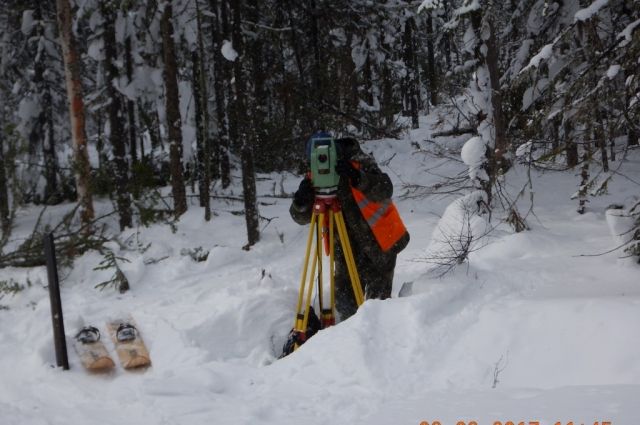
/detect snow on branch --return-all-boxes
[461,136,487,182]
[574,0,609,23]
[452,0,481,17]
[508,1,633,81]
[520,43,554,74]
[618,19,640,47]
[436,0,480,29]
[221,40,238,62]
[417,0,444,14]
[20,10,36,35]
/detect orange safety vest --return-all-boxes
[350,162,407,252]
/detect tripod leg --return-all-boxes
[294,212,318,327]
[334,211,365,307]
[329,210,336,315]
[317,210,336,327]
[287,211,322,354]
[316,214,324,316]
[299,213,321,336]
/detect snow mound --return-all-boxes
[1,121,639,424]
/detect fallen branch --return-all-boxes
[432,127,476,138]
[0,207,117,269]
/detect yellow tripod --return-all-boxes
[285,195,364,355]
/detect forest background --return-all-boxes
[0,0,638,272]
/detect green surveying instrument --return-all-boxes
[308,136,340,192]
[281,136,364,357]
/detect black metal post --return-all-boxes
[44,233,69,370]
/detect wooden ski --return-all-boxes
[106,317,151,370]
[73,326,115,372]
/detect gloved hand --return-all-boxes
[293,178,314,206]
[336,160,361,186]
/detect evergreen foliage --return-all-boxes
[0,0,638,268]
[93,248,131,293]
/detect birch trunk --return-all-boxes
[55,0,94,225]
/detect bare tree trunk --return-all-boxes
[219,0,233,188]
[218,2,232,188]
[193,2,211,220]
[284,0,305,89]
[138,101,159,154]
[469,9,505,205]
[403,17,419,129]
[240,146,260,248]
[208,0,222,182]
[55,0,94,225]
[550,116,560,151]
[161,3,187,218]
[609,122,616,163]
[0,124,10,238]
[124,36,138,164]
[629,128,638,147]
[381,62,394,127]
[596,111,609,172]
[192,50,206,207]
[626,68,638,147]
[102,1,132,230]
[425,11,439,107]
[33,3,58,204]
[484,17,507,170]
[577,136,592,214]
[309,0,323,122]
[565,118,578,167]
[43,86,58,203]
[248,0,266,153]
[443,0,452,70]
[230,0,259,248]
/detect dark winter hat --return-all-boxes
[335,137,360,159]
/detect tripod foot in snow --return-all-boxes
[280,306,322,358]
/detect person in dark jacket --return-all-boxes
[290,136,409,320]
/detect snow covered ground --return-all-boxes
[1,117,639,425]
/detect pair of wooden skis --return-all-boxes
[73,317,151,372]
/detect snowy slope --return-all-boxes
[1,116,639,424]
